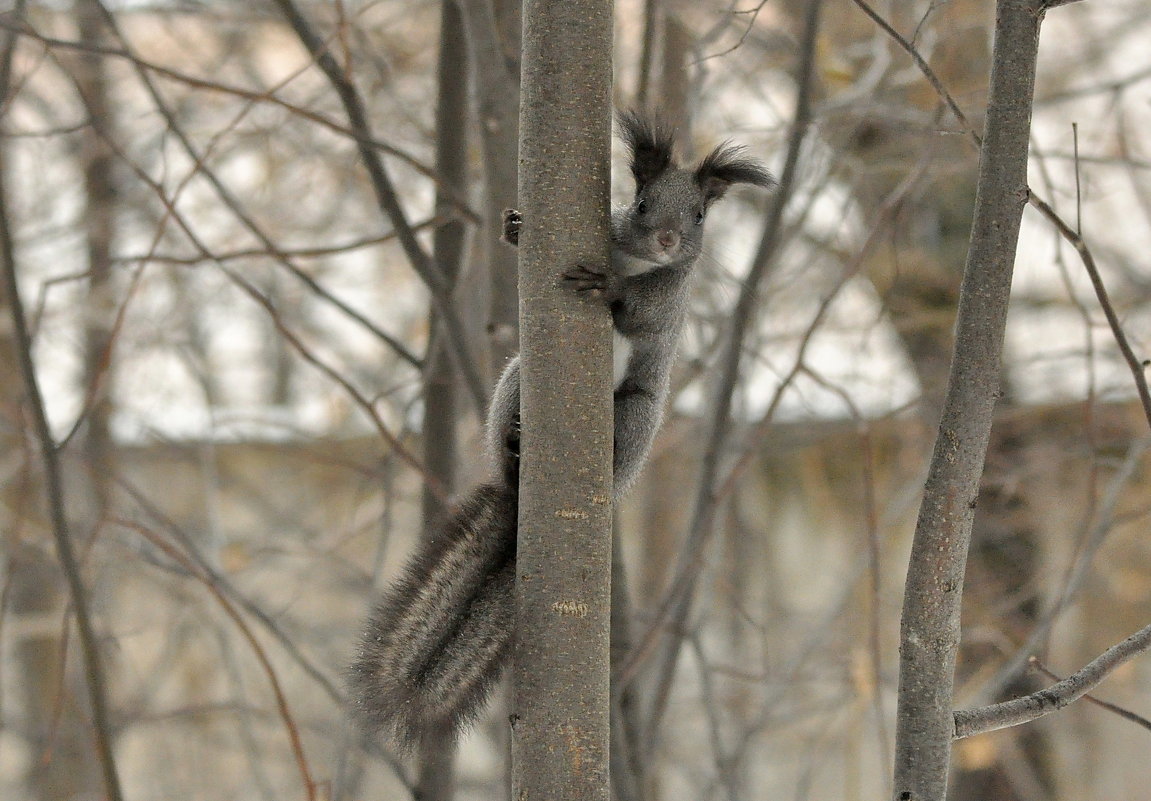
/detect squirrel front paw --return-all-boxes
[563,265,617,300]
[501,209,522,247]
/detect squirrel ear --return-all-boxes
[617,109,676,191]
[695,142,775,205]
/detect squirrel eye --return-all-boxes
[694,209,705,225]
[636,199,647,215]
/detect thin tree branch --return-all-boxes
[85,2,425,372]
[114,518,317,800]
[1027,191,1151,432]
[0,7,123,797]
[849,0,979,146]
[1031,657,1151,733]
[105,141,446,500]
[0,14,480,214]
[954,624,1151,739]
[974,436,1150,704]
[271,0,488,415]
[224,263,448,503]
[636,0,822,750]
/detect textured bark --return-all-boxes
[891,2,1046,798]
[511,0,614,798]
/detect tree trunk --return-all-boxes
[76,0,117,509]
[455,0,522,374]
[415,3,470,798]
[891,2,1047,798]
[511,0,614,798]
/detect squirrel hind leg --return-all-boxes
[500,209,522,247]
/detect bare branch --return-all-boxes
[954,624,1151,739]
[1027,191,1151,432]
[634,0,823,747]
[84,3,425,372]
[0,13,480,213]
[114,518,318,800]
[0,6,123,797]
[849,0,979,146]
[1032,658,1151,732]
[271,0,488,414]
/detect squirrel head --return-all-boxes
[615,109,775,267]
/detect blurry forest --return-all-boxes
[1,0,1150,799]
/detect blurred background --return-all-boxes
[1,0,1150,799]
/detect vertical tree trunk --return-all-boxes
[891,2,1046,798]
[512,1,614,798]
[76,0,117,509]
[455,0,522,374]
[415,3,470,799]
[812,0,1056,794]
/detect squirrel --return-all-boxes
[348,110,774,752]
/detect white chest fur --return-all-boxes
[612,249,662,277]
[613,331,633,388]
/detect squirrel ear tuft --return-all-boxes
[694,142,775,204]
[617,109,677,191]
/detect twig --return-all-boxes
[114,518,317,800]
[271,0,487,415]
[635,0,823,752]
[223,264,448,504]
[975,437,1150,703]
[0,6,123,797]
[954,624,1151,738]
[1026,191,1151,432]
[0,15,479,210]
[86,3,424,372]
[88,124,445,500]
[1030,657,1151,733]
[849,0,979,146]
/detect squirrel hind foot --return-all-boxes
[501,209,522,246]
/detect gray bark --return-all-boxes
[511,0,614,798]
[891,1,1048,798]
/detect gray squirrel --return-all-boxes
[349,111,774,752]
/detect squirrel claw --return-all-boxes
[563,265,608,295]
[501,209,522,247]
[504,414,521,460]
[502,414,521,484]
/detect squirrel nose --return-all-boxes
[656,230,680,251]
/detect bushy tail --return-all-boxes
[348,482,518,752]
